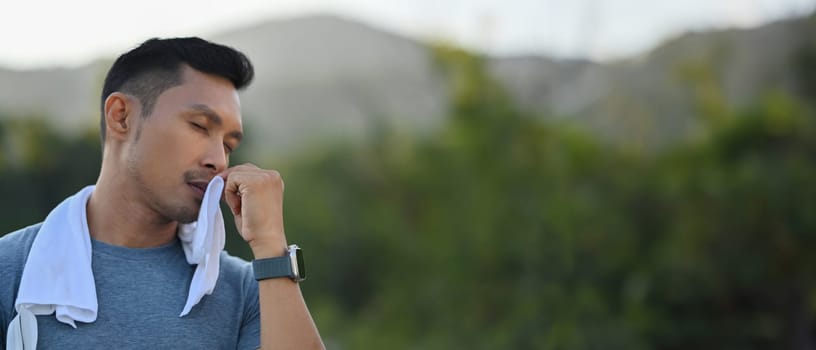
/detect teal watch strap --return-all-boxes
[252,256,292,280]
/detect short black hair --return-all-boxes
[99,37,254,144]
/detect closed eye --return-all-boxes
[190,122,207,133]
[224,143,233,154]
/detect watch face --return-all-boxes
[295,249,306,281]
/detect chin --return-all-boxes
[177,216,198,224]
[177,210,200,224]
[167,203,200,224]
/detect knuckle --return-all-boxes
[263,170,282,185]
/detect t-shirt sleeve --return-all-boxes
[236,268,261,350]
[0,282,7,350]
[0,224,40,350]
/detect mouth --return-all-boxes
[186,180,209,198]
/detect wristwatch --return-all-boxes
[252,244,306,282]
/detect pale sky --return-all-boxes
[0,0,814,70]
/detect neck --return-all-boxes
[86,169,179,248]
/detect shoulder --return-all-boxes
[219,251,253,280]
[217,251,257,294]
[0,222,42,273]
[0,223,43,339]
[213,251,259,321]
[217,253,261,349]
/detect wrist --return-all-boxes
[249,236,288,259]
[252,244,306,282]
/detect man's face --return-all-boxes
[124,65,243,223]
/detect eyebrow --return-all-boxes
[187,104,243,142]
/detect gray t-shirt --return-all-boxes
[0,223,261,349]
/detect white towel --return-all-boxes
[7,177,226,350]
[177,177,225,316]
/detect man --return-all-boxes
[0,37,324,349]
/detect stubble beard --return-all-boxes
[125,150,200,224]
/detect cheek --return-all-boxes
[136,123,195,171]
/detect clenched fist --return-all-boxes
[219,163,287,258]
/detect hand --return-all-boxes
[219,163,287,258]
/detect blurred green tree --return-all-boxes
[2,39,816,349]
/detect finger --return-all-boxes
[223,187,242,216]
[217,162,260,180]
[222,173,244,216]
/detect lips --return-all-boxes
[187,180,209,198]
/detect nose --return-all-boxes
[201,140,228,173]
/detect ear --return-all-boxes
[103,92,137,141]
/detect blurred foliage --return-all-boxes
[2,42,816,349]
[0,117,101,231]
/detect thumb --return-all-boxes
[223,189,242,216]
[222,176,243,216]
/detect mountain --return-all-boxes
[0,13,814,157]
[490,13,815,148]
[0,63,106,131]
[210,15,448,155]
